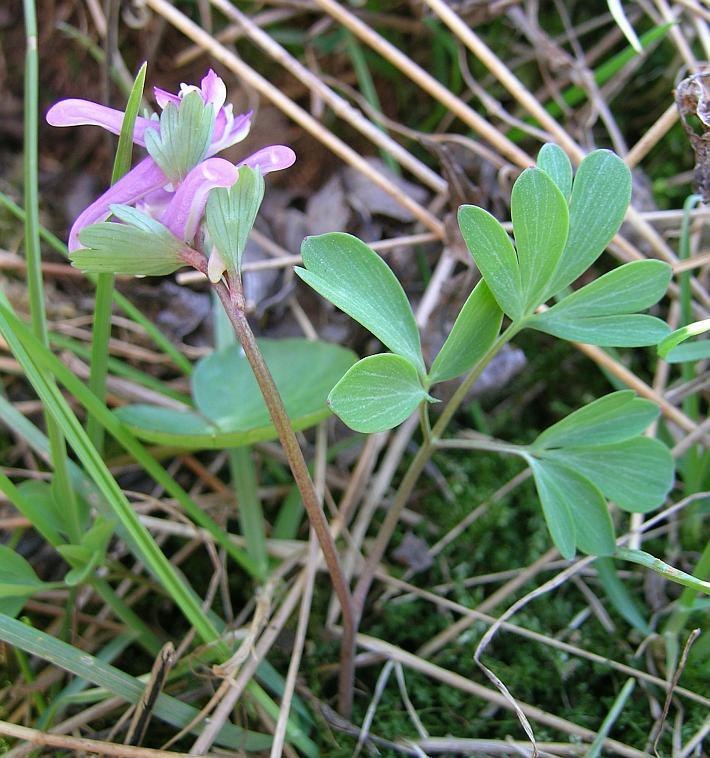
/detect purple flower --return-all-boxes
[47,69,295,252]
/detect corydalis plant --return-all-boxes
[47,68,295,278]
[52,67,357,715]
[296,145,676,561]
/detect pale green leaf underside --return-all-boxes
[206,165,265,275]
[296,233,424,373]
[529,458,576,559]
[543,260,672,319]
[528,313,670,347]
[535,391,658,449]
[547,149,632,296]
[545,437,674,513]
[328,353,429,433]
[458,205,523,321]
[530,256,671,348]
[511,167,569,311]
[429,279,503,384]
[664,341,710,363]
[530,458,615,558]
[537,143,573,200]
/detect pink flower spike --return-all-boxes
[160,157,238,243]
[46,99,158,147]
[239,145,297,175]
[68,157,168,251]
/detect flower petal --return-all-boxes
[153,87,180,110]
[160,157,238,242]
[68,157,168,251]
[47,99,158,147]
[238,145,296,175]
[209,109,252,155]
[200,69,227,113]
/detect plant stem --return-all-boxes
[213,278,356,716]
[351,323,522,624]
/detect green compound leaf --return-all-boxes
[537,143,573,200]
[658,318,710,362]
[544,260,671,318]
[206,165,265,278]
[429,279,503,384]
[512,168,569,312]
[530,458,615,558]
[73,204,188,276]
[328,353,431,433]
[0,546,46,618]
[544,437,674,513]
[547,150,632,296]
[458,204,524,321]
[296,233,424,373]
[528,458,576,559]
[144,90,215,183]
[535,391,659,449]
[118,339,356,449]
[528,313,670,347]
[14,480,65,545]
[530,260,672,347]
[664,341,710,363]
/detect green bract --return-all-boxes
[72,204,189,276]
[206,165,265,281]
[144,90,215,183]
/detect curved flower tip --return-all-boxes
[160,157,239,243]
[67,157,168,251]
[239,145,296,175]
[46,99,157,147]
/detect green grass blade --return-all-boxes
[229,447,269,579]
[2,303,259,578]
[0,613,273,751]
[0,301,225,649]
[87,63,147,453]
[22,0,80,544]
